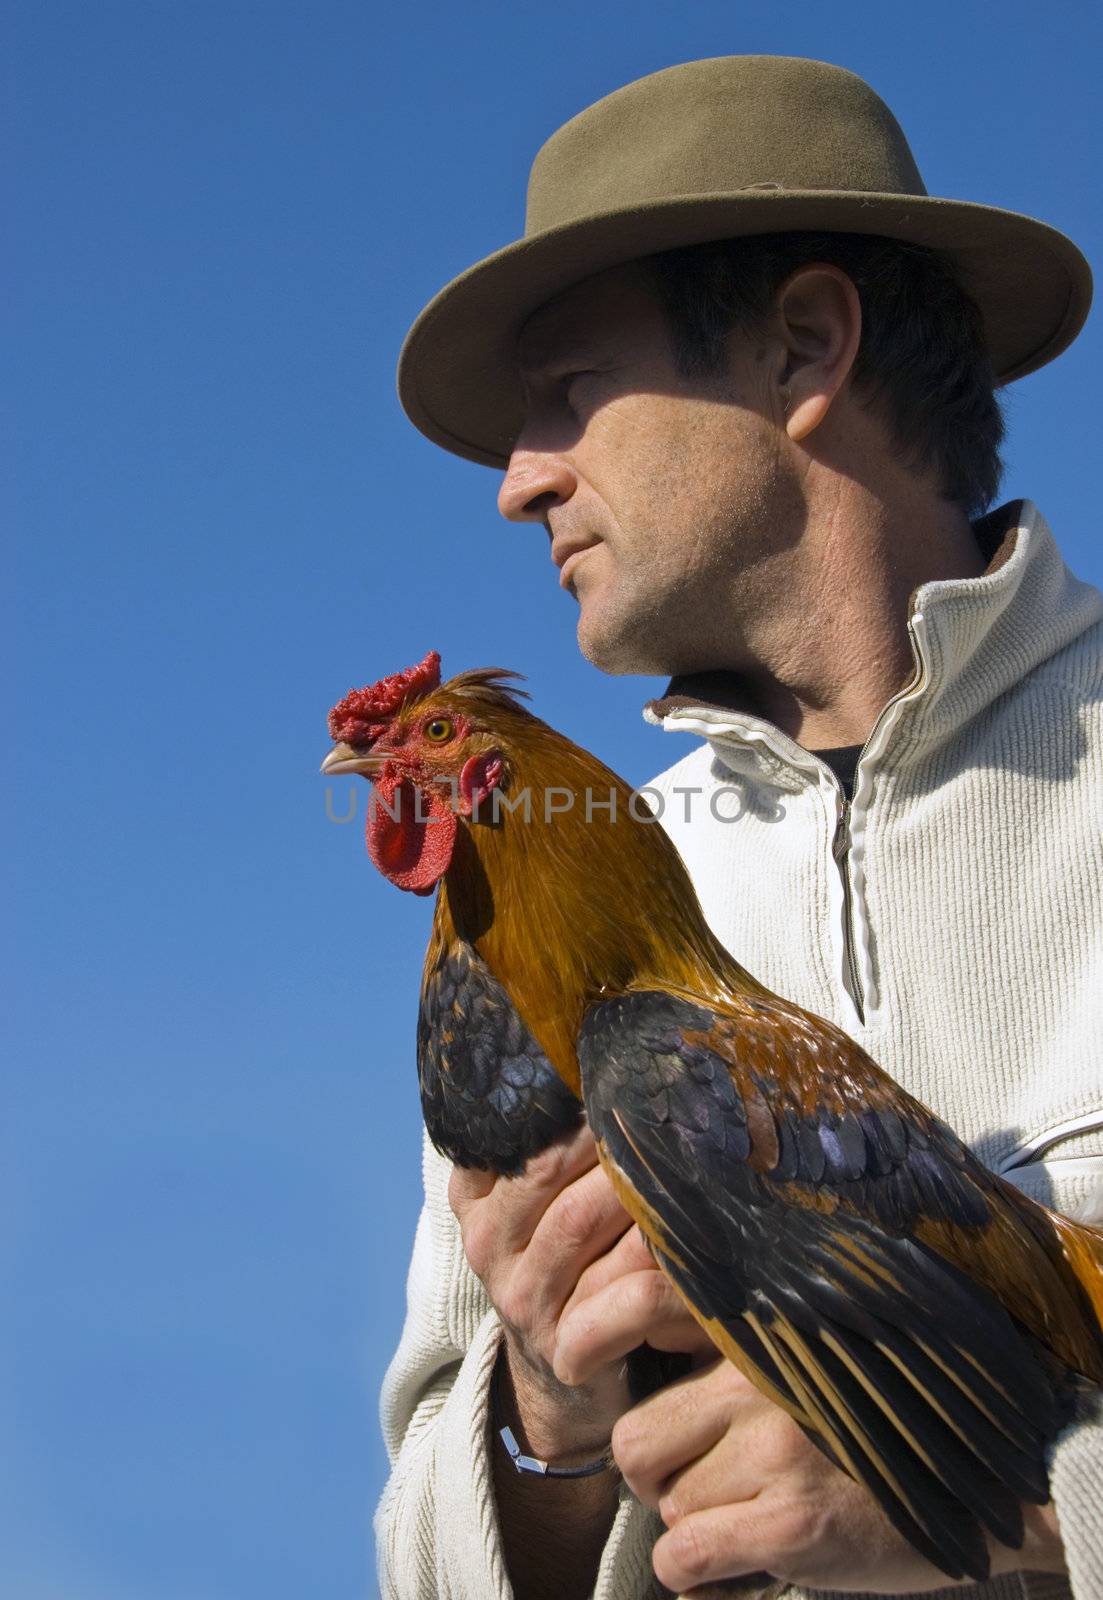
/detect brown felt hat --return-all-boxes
[397,55,1092,468]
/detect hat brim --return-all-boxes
[397,190,1092,467]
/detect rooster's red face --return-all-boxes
[321,651,504,895]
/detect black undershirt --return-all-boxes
[810,743,863,800]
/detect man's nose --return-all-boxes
[497,448,578,523]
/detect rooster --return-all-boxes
[322,650,1103,1583]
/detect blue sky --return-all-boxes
[6,2,1100,1595]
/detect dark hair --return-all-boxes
[646,233,1004,520]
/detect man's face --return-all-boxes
[498,261,808,677]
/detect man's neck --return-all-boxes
[678,490,991,751]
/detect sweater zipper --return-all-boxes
[661,604,934,1034]
[827,604,934,1029]
[832,793,865,1023]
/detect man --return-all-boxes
[376,56,1102,1600]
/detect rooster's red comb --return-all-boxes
[327,650,442,745]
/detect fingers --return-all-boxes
[449,1129,728,1416]
[612,1360,760,1507]
[569,1217,656,1297]
[448,1122,601,1248]
[618,1369,947,1594]
[643,1393,826,1592]
[652,1502,792,1593]
[448,1125,637,1372]
[491,1162,633,1344]
[650,1477,923,1595]
[656,1408,818,1530]
[554,1247,716,1384]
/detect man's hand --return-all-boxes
[454,1133,1067,1592]
[449,1124,643,1460]
[450,1127,665,1600]
[616,1362,1069,1594]
[554,1256,1069,1594]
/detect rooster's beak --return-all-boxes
[320,742,393,777]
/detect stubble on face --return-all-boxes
[566,353,806,677]
[513,264,809,679]
[657,476,804,678]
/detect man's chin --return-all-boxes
[576,611,676,678]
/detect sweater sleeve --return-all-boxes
[1001,1141,1103,1600]
[373,1130,667,1600]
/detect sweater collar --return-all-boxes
[644,500,1102,784]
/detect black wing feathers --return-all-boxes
[579,990,1067,1583]
[418,941,582,1173]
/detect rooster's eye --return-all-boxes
[424,717,453,742]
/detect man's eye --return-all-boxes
[560,371,602,413]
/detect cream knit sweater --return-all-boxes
[374,502,1103,1600]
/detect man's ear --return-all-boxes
[774,265,862,443]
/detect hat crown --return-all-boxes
[527,56,927,235]
[399,54,1091,466]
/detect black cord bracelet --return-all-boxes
[490,1351,615,1479]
